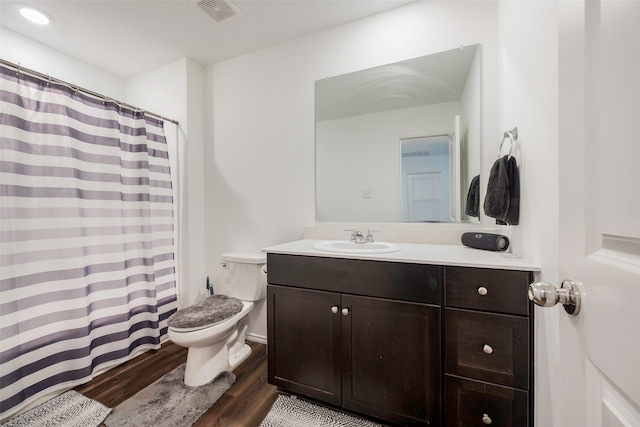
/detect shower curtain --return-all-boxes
[0,64,178,420]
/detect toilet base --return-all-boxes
[182,319,252,387]
[229,341,252,371]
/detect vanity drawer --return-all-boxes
[445,266,531,315]
[445,375,529,427]
[445,308,529,389]
[267,253,442,305]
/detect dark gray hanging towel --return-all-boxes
[483,155,520,225]
[465,175,480,218]
[498,155,520,225]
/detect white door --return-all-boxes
[404,172,443,221]
[552,1,640,426]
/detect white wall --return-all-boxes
[498,1,561,426]
[1,28,124,99]
[205,0,500,341]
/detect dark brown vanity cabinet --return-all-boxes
[444,266,534,426]
[267,254,442,427]
[266,254,535,427]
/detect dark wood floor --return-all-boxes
[75,340,278,427]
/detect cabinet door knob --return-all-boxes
[482,413,492,424]
[331,305,339,314]
[342,307,349,316]
[483,344,493,354]
[477,286,488,296]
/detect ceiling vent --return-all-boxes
[191,0,241,24]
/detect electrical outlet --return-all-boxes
[362,190,373,199]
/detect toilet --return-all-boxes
[167,252,267,386]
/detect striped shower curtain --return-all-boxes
[0,65,178,420]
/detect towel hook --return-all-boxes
[498,127,518,158]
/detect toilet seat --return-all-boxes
[168,295,243,332]
[168,314,236,333]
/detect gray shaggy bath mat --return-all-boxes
[1,390,110,427]
[260,394,385,427]
[104,364,235,427]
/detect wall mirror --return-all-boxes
[315,44,481,222]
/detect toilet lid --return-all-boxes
[168,295,244,330]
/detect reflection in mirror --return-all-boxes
[315,44,481,223]
[401,134,450,222]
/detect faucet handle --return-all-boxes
[365,229,379,243]
[344,229,359,242]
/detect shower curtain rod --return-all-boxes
[1,59,179,125]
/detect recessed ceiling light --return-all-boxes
[15,3,53,25]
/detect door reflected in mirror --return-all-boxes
[315,44,481,223]
[401,135,450,222]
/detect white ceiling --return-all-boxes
[316,44,477,121]
[1,0,415,79]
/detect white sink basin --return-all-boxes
[312,240,401,254]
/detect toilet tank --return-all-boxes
[221,252,267,301]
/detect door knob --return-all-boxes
[331,305,339,314]
[528,279,581,315]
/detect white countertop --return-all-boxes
[262,239,540,272]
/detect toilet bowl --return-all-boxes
[167,252,267,386]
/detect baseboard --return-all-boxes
[246,332,267,345]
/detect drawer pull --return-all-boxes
[331,305,339,314]
[477,286,488,296]
[482,413,492,424]
[483,344,493,354]
[342,307,349,316]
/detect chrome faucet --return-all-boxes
[345,229,378,244]
[345,229,366,244]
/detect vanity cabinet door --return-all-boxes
[267,285,342,405]
[342,295,441,427]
